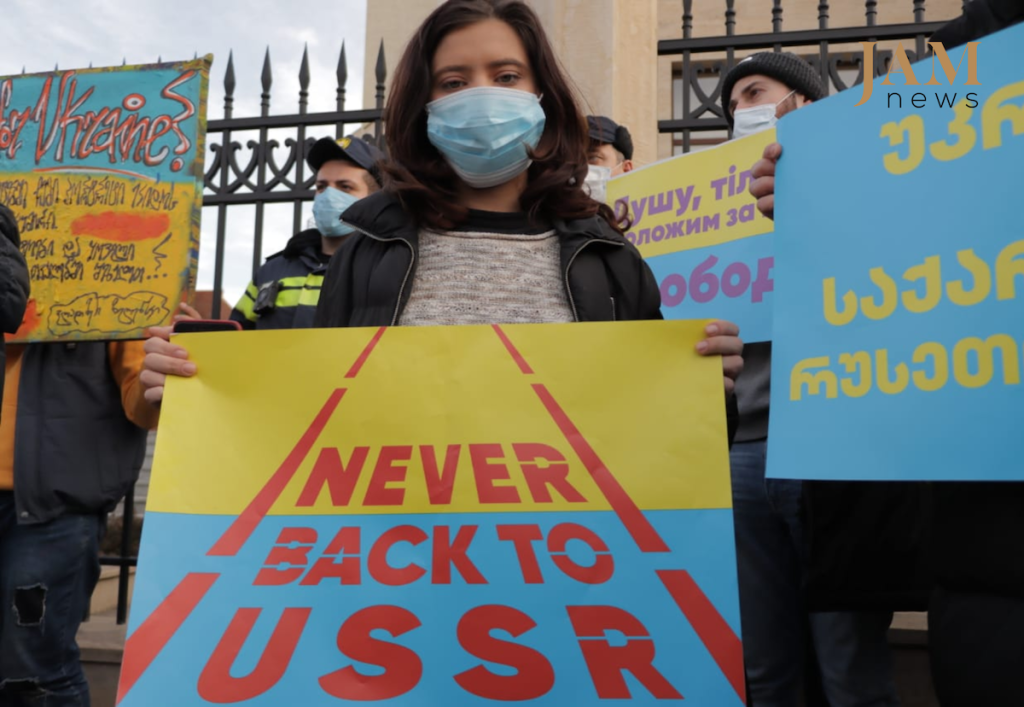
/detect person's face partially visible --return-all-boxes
[430,19,536,101]
[729,74,808,120]
[588,143,632,176]
[315,160,372,198]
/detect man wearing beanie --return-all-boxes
[723,53,902,707]
[721,52,825,138]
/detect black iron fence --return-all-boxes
[203,42,389,317]
[96,41,388,625]
[660,0,959,152]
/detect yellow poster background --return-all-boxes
[608,130,775,258]
[148,321,732,517]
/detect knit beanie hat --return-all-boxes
[721,52,827,127]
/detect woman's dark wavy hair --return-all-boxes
[382,0,625,232]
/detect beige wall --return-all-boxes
[365,0,966,162]
[363,0,444,110]
[531,0,659,166]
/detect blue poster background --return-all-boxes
[767,25,1024,480]
[122,509,744,706]
[647,232,775,343]
[0,65,203,177]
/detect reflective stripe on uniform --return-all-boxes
[274,285,322,309]
[233,281,259,322]
[276,274,325,289]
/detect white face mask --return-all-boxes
[731,89,795,140]
[583,164,612,203]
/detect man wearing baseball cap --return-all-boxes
[587,115,634,176]
[228,136,384,330]
[723,53,902,707]
[584,116,634,204]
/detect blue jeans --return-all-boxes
[730,441,900,707]
[0,492,102,706]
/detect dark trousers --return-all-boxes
[0,491,103,706]
[929,586,1024,707]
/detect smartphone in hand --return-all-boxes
[171,319,243,334]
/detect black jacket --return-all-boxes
[315,191,738,439]
[930,0,1024,48]
[926,0,1024,608]
[13,342,149,524]
[802,480,935,612]
[314,191,663,327]
[0,205,30,421]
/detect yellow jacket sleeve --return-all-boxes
[107,340,160,431]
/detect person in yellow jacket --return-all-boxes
[0,330,157,703]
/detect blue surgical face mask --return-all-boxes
[426,87,546,189]
[312,187,359,237]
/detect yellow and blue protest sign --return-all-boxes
[608,132,775,342]
[117,322,745,705]
[767,24,1023,481]
[0,58,210,343]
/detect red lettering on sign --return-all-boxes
[300,527,361,586]
[253,527,317,586]
[514,443,586,503]
[548,523,614,584]
[319,606,422,701]
[323,527,360,555]
[368,525,428,586]
[295,447,369,507]
[454,605,555,700]
[496,524,545,584]
[567,606,682,699]
[197,607,311,702]
[432,526,487,585]
[420,444,460,505]
[470,444,521,504]
[364,445,413,506]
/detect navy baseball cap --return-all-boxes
[307,136,384,185]
[587,116,634,161]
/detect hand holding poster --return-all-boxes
[607,131,776,342]
[767,24,1023,481]
[118,322,745,705]
[0,58,210,342]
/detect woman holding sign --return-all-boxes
[141,0,742,408]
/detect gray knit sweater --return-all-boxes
[399,212,574,327]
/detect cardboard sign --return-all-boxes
[118,322,746,705]
[0,58,210,342]
[608,131,776,342]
